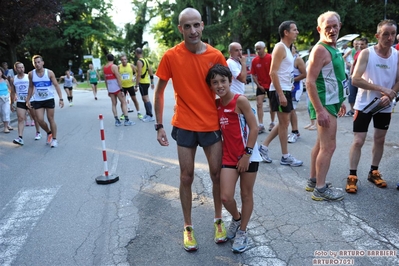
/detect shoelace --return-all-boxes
[186,228,193,241]
[216,221,223,233]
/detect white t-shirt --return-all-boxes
[227,58,245,95]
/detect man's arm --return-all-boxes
[111,65,123,88]
[251,59,262,89]
[49,70,64,108]
[26,72,34,108]
[136,59,143,87]
[294,57,306,82]
[148,62,155,89]
[154,78,169,146]
[269,43,286,104]
[236,56,247,83]
[352,49,396,100]
[389,52,399,95]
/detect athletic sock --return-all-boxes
[349,170,357,176]
[370,165,378,173]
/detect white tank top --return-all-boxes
[270,42,294,91]
[32,69,54,101]
[13,74,34,102]
[354,47,398,113]
[64,76,73,87]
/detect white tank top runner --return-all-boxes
[270,42,294,91]
[13,74,34,102]
[32,69,54,101]
[354,47,398,113]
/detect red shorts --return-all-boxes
[108,90,121,96]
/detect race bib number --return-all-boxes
[122,74,130,80]
[342,79,349,98]
[18,94,27,101]
[38,90,48,98]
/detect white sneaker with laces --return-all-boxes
[51,139,58,148]
[288,133,298,143]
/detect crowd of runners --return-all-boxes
[1,6,399,255]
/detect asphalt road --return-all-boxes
[1,83,399,266]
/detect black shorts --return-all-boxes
[269,91,293,113]
[222,162,259,173]
[90,82,98,86]
[171,126,222,148]
[256,87,271,98]
[122,86,137,97]
[139,83,150,97]
[32,99,55,109]
[353,111,391,132]
[64,86,73,90]
[17,102,29,110]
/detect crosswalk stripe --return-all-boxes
[0,187,60,266]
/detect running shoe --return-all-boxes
[124,120,135,126]
[214,219,228,243]
[31,120,35,126]
[227,217,241,240]
[345,110,355,117]
[312,187,344,201]
[258,145,272,163]
[128,108,134,113]
[46,133,53,145]
[268,122,275,131]
[305,179,332,192]
[367,170,387,188]
[69,102,73,107]
[115,120,122,127]
[280,154,303,167]
[120,114,125,120]
[95,97,98,100]
[288,133,299,143]
[35,132,42,140]
[345,175,358,193]
[137,113,144,120]
[142,115,155,122]
[183,226,198,252]
[7,126,13,130]
[232,230,248,253]
[25,120,30,126]
[51,139,58,148]
[13,137,24,146]
[258,125,265,134]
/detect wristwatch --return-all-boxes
[154,124,163,131]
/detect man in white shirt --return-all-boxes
[226,42,247,95]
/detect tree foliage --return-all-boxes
[152,0,399,56]
[0,0,63,64]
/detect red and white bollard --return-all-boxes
[95,114,119,184]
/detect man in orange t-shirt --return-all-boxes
[154,7,228,251]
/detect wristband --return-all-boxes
[245,147,253,155]
[60,99,64,101]
[150,75,154,79]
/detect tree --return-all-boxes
[0,0,63,64]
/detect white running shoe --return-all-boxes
[35,132,42,140]
[51,139,58,148]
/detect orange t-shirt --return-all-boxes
[156,42,227,132]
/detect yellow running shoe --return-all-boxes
[183,226,198,251]
[214,219,227,243]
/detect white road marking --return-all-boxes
[0,187,60,266]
